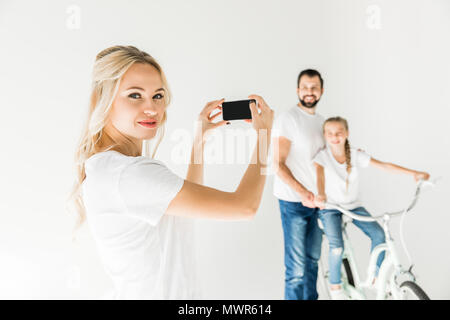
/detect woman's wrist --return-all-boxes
[194,133,205,145]
[193,125,206,144]
[254,128,272,166]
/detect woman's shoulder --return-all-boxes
[85,150,162,175]
[86,150,131,167]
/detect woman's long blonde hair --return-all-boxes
[68,45,172,230]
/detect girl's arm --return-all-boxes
[167,95,274,220]
[369,158,430,182]
[314,162,326,209]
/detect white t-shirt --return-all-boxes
[81,150,200,299]
[313,146,371,210]
[272,106,325,201]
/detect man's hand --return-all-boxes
[298,189,315,208]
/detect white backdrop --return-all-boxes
[0,0,449,299]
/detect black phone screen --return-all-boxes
[222,99,256,121]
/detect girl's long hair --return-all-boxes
[323,117,351,191]
[68,45,172,231]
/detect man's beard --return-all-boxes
[299,96,320,108]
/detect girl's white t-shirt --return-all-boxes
[313,146,371,210]
[81,150,200,299]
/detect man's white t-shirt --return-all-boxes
[272,106,325,202]
[81,150,199,299]
[313,146,371,210]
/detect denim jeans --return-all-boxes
[279,199,323,300]
[318,206,386,285]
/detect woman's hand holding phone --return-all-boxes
[245,95,274,132]
[196,98,228,142]
[195,95,274,141]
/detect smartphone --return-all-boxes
[222,99,256,121]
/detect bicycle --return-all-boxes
[317,179,436,300]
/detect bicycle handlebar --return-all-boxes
[324,203,379,222]
[324,179,436,222]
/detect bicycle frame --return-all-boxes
[339,214,415,300]
[319,179,435,300]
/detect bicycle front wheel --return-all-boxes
[399,281,430,300]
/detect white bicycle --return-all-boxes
[318,179,436,300]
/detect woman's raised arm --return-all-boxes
[166,95,274,220]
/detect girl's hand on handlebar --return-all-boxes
[414,171,430,182]
[314,194,327,210]
[244,95,274,131]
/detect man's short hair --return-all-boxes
[297,69,323,89]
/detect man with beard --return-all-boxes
[272,69,325,300]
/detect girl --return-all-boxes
[70,45,274,299]
[313,116,429,300]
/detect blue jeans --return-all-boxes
[318,206,386,285]
[279,199,323,300]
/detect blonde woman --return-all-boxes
[70,45,274,299]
